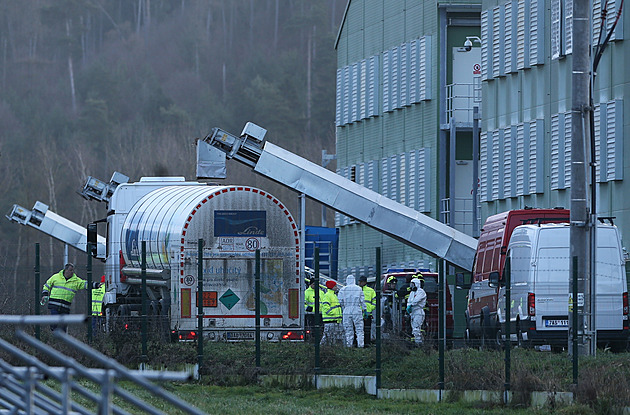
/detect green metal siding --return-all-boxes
[336,0,481,277]
[480,0,630,246]
[383,12,406,47]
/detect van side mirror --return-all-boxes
[455,272,472,290]
[488,271,500,288]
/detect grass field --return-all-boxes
[12,330,630,414]
[81,383,556,415]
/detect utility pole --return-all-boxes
[569,0,593,356]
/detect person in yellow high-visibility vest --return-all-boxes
[91,276,106,332]
[320,280,342,345]
[358,275,376,346]
[41,263,103,332]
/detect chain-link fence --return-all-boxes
[2,239,630,408]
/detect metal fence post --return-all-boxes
[572,256,578,385]
[255,249,261,368]
[375,247,382,393]
[198,239,204,373]
[141,241,147,364]
[438,259,445,400]
[314,248,320,377]
[35,243,40,340]
[87,242,93,343]
[504,256,511,403]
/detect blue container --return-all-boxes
[304,226,339,280]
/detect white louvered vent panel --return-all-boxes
[516,0,526,70]
[480,131,488,202]
[528,121,539,194]
[422,36,432,100]
[400,153,407,205]
[493,7,501,78]
[390,155,399,202]
[335,68,342,126]
[564,113,572,186]
[342,66,350,125]
[367,161,374,191]
[551,0,561,60]
[564,0,573,54]
[357,163,365,187]
[360,59,367,120]
[391,47,399,110]
[407,151,416,209]
[381,158,389,198]
[481,10,489,80]
[607,0,619,41]
[594,104,602,182]
[551,114,560,189]
[368,56,378,117]
[350,63,359,123]
[343,167,350,225]
[593,0,602,46]
[529,0,539,65]
[419,37,428,100]
[503,127,512,197]
[400,43,408,107]
[606,100,617,181]
[504,2,513,73]
[418,148,429,212]
[409,39,418,104]
[515,123,525,196]
[492,130,500,200]
[382,50,390,113]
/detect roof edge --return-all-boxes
[334,0,352,50]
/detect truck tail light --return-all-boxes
[281,331,304,341]
[528,292,535,316]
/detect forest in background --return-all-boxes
[0,0,345,313]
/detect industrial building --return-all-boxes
[334,0,627,278]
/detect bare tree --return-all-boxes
[66,19,77,114]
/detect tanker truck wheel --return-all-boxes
[464,313,473,348]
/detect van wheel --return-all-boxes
[464,314,473,348]
[516,323,530,348]
[464,326,472,348]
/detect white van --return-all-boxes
[496,223,629,350]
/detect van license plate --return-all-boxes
[227,331,254,340]
[544,319,568,327]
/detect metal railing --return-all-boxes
[0,315,204,415]
[445,80,482,123]
[441,197,481,235]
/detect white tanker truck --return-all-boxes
[7,176,304,342]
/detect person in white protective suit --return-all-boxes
[337,274,366,348]
[406,277,427,344]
